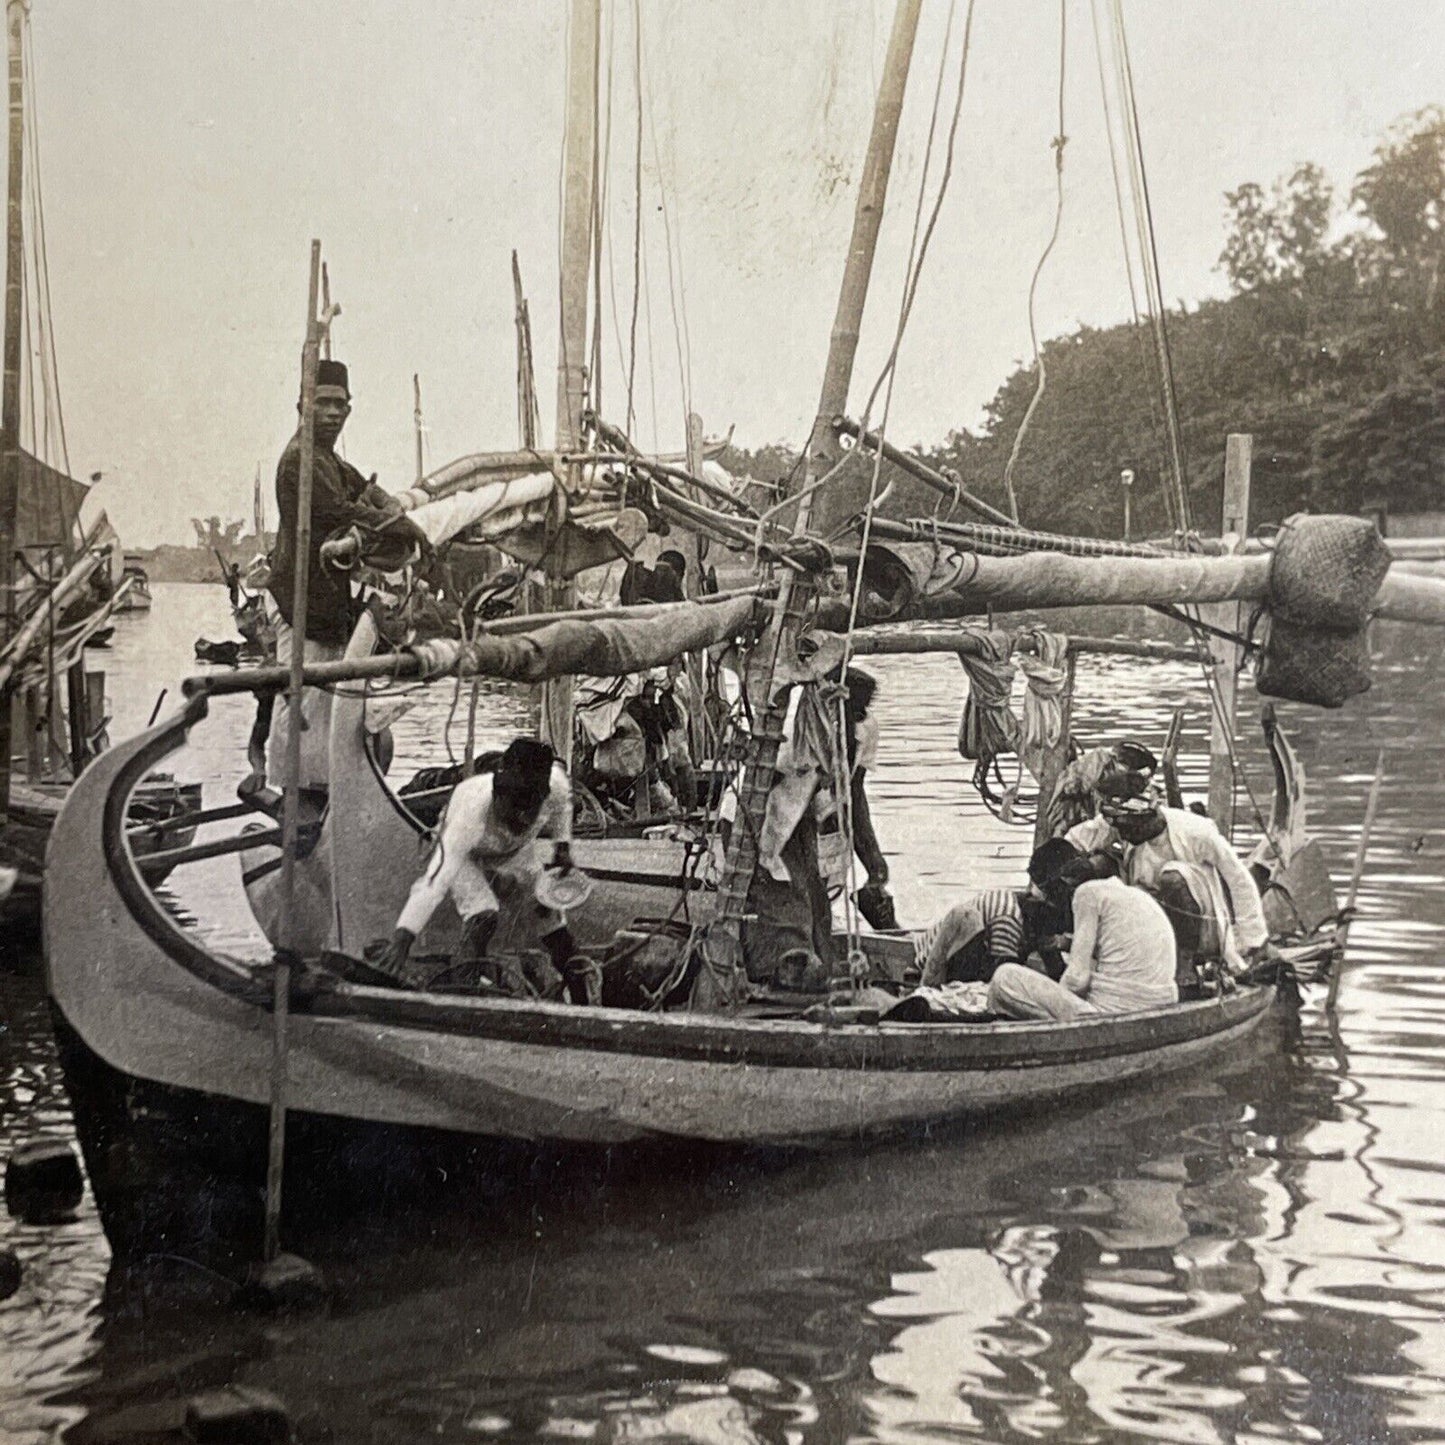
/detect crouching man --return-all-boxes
[368,738,585,998]
[987,853,1178,1022]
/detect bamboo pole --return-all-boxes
[1206,434,1251,834]
[264,240,323,1265]
[0,0,24,824]
[833,416,1016,528]
[704,0,924,1006]
[1325,749,1386,1011]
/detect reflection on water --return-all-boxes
[2,582,1444,1442]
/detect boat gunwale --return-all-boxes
[88,697,1277,1075]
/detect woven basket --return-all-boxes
[1269,513,1391,631]
[1256,612,1372,709]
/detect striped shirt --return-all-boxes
[915,888,1028,984]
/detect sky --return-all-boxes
[15,0,1445,545]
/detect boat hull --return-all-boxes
[44,684,1281,1259]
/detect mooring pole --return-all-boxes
[1205,434,1251,835]
[264,240,322,1264]
[0,0,25,827]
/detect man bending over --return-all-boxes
[369,738,583,997]
[987,853,1177,1022]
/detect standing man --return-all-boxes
[263,358,423,796]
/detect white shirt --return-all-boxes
[1065,807,1268,952]
[396,763,571,935]
[1062,878,1177,1012]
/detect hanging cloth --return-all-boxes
[1015,629,1069,783]
[757,683,838,883]
[956,631,1018,767]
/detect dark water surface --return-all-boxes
[2,582,1443,1443]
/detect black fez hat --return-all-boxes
[314,359,350,399]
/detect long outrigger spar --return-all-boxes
[41,0,1445,1266]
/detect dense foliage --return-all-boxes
[725,108,1445,538]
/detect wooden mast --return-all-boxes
[698,0,924,1005]
[412,373,424,483]
[541,0,600,764]
[512,250,540,449]
[0,0,24,826]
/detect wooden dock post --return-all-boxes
[1206,434,1252,835]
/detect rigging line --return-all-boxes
[1088,0,1172,533]
[589,0,611,422]
[640,214,662,452]
[1108,2,1176,533]
[846,0,975,535]
[1001,0,1069,528]
[1112,0,1190,531]
[839,0,977,694]
[853,0,960,444]
[625,0,643,435]
[22,19,65,475]
[640,27,693,444]
[555,0,575,435]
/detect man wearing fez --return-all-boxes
[263,358,425,798]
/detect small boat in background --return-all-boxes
[112,553,152,612]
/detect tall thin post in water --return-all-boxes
[264,239,323,1263]
[540,0,601,765]
[0,0,25,827]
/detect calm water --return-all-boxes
[2,581,1444,1444]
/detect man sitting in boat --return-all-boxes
[914,836,1079,987]
[1065,776,1270,976]
[987,852,1178,1022]
[366,737,583,997]
[261,358,428,805]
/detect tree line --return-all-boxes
[723,107,1445,539]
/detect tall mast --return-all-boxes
[700,0,923,1004]
[804,0,923,538]
[412,373,424,483]
[540,0,600,763]
[0,0,25,823]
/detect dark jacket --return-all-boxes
[269,432,398,645]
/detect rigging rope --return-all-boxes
[625,0,643,435]
[1109,0,1191,531]
[1001,0,1069,527]
[1087,0,1174,533]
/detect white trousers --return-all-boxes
[265,617,344,792]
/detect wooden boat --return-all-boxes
[39,0,1431,1272]
[2,773,201,931]
[111,554,152,612]
[45,686,1281,1258]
